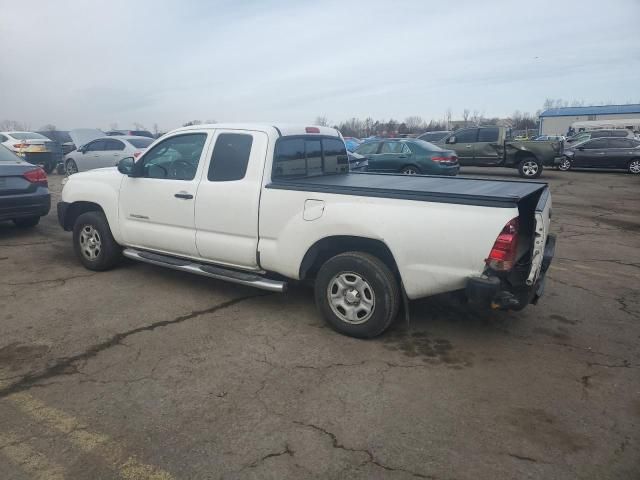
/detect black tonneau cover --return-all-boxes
[266,173,547,208]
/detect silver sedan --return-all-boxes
[65,136,153,175]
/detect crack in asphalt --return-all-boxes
[507,452,540,463]
[293,421,435,479]
[2,272,97,287]
[0,294,268,399]
[246,443,295,468]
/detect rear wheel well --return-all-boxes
[299,236,399,281]
[63,201,104,230]
[514,151,538,163]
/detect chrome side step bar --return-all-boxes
[122,248,287,293]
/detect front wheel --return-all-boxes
[72,211,121,271]
[518,156,543,178]
[66,159,78,176]
[628,158,640,174]
[314,252,400,338]
[557,157,572,171]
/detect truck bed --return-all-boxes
[267,173,547,208]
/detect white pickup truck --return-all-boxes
[58,124,555,338]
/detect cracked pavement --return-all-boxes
[0,169,639,479]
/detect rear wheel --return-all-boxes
[518,156,543,178]
[42,161,54,174]
[557,157,572,171]
[628,158,640,174]
[315,252,399,338]
[72,211,121,271]
[400,165,420,175]
[66,159,78,176]
[13,216,40,228]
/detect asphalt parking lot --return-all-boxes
[1,168,639,479]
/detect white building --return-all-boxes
[538,104,640,135]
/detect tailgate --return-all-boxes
[525,187,552,286]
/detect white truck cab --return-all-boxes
[58,123,555,338]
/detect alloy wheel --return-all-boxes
[79,225,102,261]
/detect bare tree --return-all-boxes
[0,120,28,131]
[40,124,57,132]
[132,122,145,130]
[182,120,202,127]
[462,109,470,127]
[404,116,424,133]
[153,123,159,136]
[445,109,452,130]
[314,116,329,126]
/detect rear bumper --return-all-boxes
[0,190,51,221]
[466,234,556,310]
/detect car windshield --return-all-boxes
[128,138,153,148]
[9,132,48,140]
[0,145,21,161]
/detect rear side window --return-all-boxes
[380,142,403,154]
[583,139,607,149]
[273,136,348,179]
[355,142,379,155]
[128,138,153,148]
[478,127,499,142]
[105,139,125,151]
[454,128,478,143]
[208,133,253,181]
[608,138,635,148]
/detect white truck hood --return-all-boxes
[69,129,105,148]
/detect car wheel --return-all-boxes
[315,252,399,338]
[13,216,40,228]
[557,157,572,171]
[42,161,55,174]
[518,156,543,178]
[628,158,640,174]
[72,211,121,271]
[66,159,78,176]
[400,165,420,175]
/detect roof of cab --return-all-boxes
[174,123,341,138]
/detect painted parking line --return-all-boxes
[7,392,173,480]
[0,431,66,480]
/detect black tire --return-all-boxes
[13,216,40,228]
[628,158,640,175]
[517,156,543,178]
[314,252,400,338]
[66,159,78,176]
[56,162,65,175]
[42,161,54,174]
[400,165,421,175]
[72,211,121,271]
[557,157,572,171]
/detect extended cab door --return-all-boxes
[573,139,607,168]
[194,130,268,269]
[444,128,477,165]
[118,132,209,257]
[475,127,502,165]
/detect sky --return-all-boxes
[1,0,639,131]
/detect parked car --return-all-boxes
[37,130,76,155]
[58,123,554,339]
[0,145,50,228]
[417,131,452,143]
[347,151,368,171]
[105,129,154,138]
[0,131,63,173]
[557,137,640,174]
[64,136,153,175]
[343,137,362,152]
[435,126,563,178]
[566,129,635,145]
[355,138,459,175]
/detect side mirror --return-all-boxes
[118,157,135,175]
[447,136,456,144]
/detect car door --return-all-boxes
[118,131,210,257]
[444,128,477,165]
[573,139,608,168]
[102,139,127,167]
[81,140,107,171]
[377,142,407,172]
[355,142,382,171]
[475,127,502,165]
[605,138,638,169]
[195,130,268,269]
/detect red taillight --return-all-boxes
[133,151,142,158]
[305,127,320,133]
[431,155,458,163]
[23,167,48,187]
[486,218,519,271]
[13,143,29,149]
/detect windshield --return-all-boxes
[9,132,48,140]
[128,138,153,148]
[0,144,21,161]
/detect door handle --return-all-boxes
[174,192,193,199]
[398,155,407,159]
[465,145,472,148]
[596,152,605,155]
